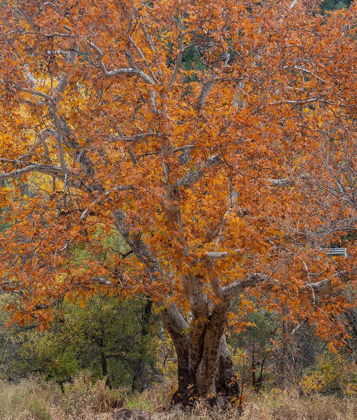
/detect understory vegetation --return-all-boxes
[3,375,357,419]
[2,295,357,418]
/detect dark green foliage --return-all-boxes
[0,294,161,389]
[322,0,352,11]
[182,47,205,72]
[230,309,277,391]
[230,307,328,391]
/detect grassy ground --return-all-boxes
[1,376,357,419]
[0,374,122,420]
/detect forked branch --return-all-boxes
[88,41,156,85]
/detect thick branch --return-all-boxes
[128,36,159,84]
[197,299,231,395]
[48,106,98,189]
[206,250,242,260]
[268,177,293,186]
[306,278,332,295]
[0,164,67,181]
[161,304,189,336]
[168,22,184,88]
[223,273,271,298]
[222,273,334,299]
[177,155,223,188]
[113,209,165,279]
[196,74,220,110]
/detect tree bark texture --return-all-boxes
[161,301,238,406]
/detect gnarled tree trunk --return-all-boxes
[161,300,238,406]
[114,210,239,404]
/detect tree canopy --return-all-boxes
[1,0,357,404]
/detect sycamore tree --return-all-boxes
[1,0,357,404]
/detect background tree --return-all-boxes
[1,0,357,405]
[0,294,160,390]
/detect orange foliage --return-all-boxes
[0,0,356,343]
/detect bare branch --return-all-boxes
[306,278,332,295]
[168,21,184,88]
[88,41,155,85]
[138,19,163,78]
[48,106,98,188]
[223,273,336,299]
[80,185,135,221]
[269,97,335,106]
[290,65,326,84]
[177,155,224,188]
[173,145,196,153]
[197,74,220,110]
[17,87,51,100]
[55,133,67,170]
[128,36,159,84]
[109,132,164,143]
[288,319,307,338]
[55,45,79,98]
[148,89,159,114]
[92,277,113,286]
[20,129,56,161]
[223,273,271,298]
[215,186,237,248]
[0,164,67,181]
[210,274,224,301]
[268,177,293,186]
[205,249,242,260]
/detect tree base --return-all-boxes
[171,378,239,408]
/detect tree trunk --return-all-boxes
[113,211,239,405]
[161,301,239,406]
[215,335,239,397]
[170,333,238,406]
[132,298,153,392]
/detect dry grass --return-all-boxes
[239,389,357,420]
[0,374,122,420]
[148,388,357,420]
[2,377,357,419]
